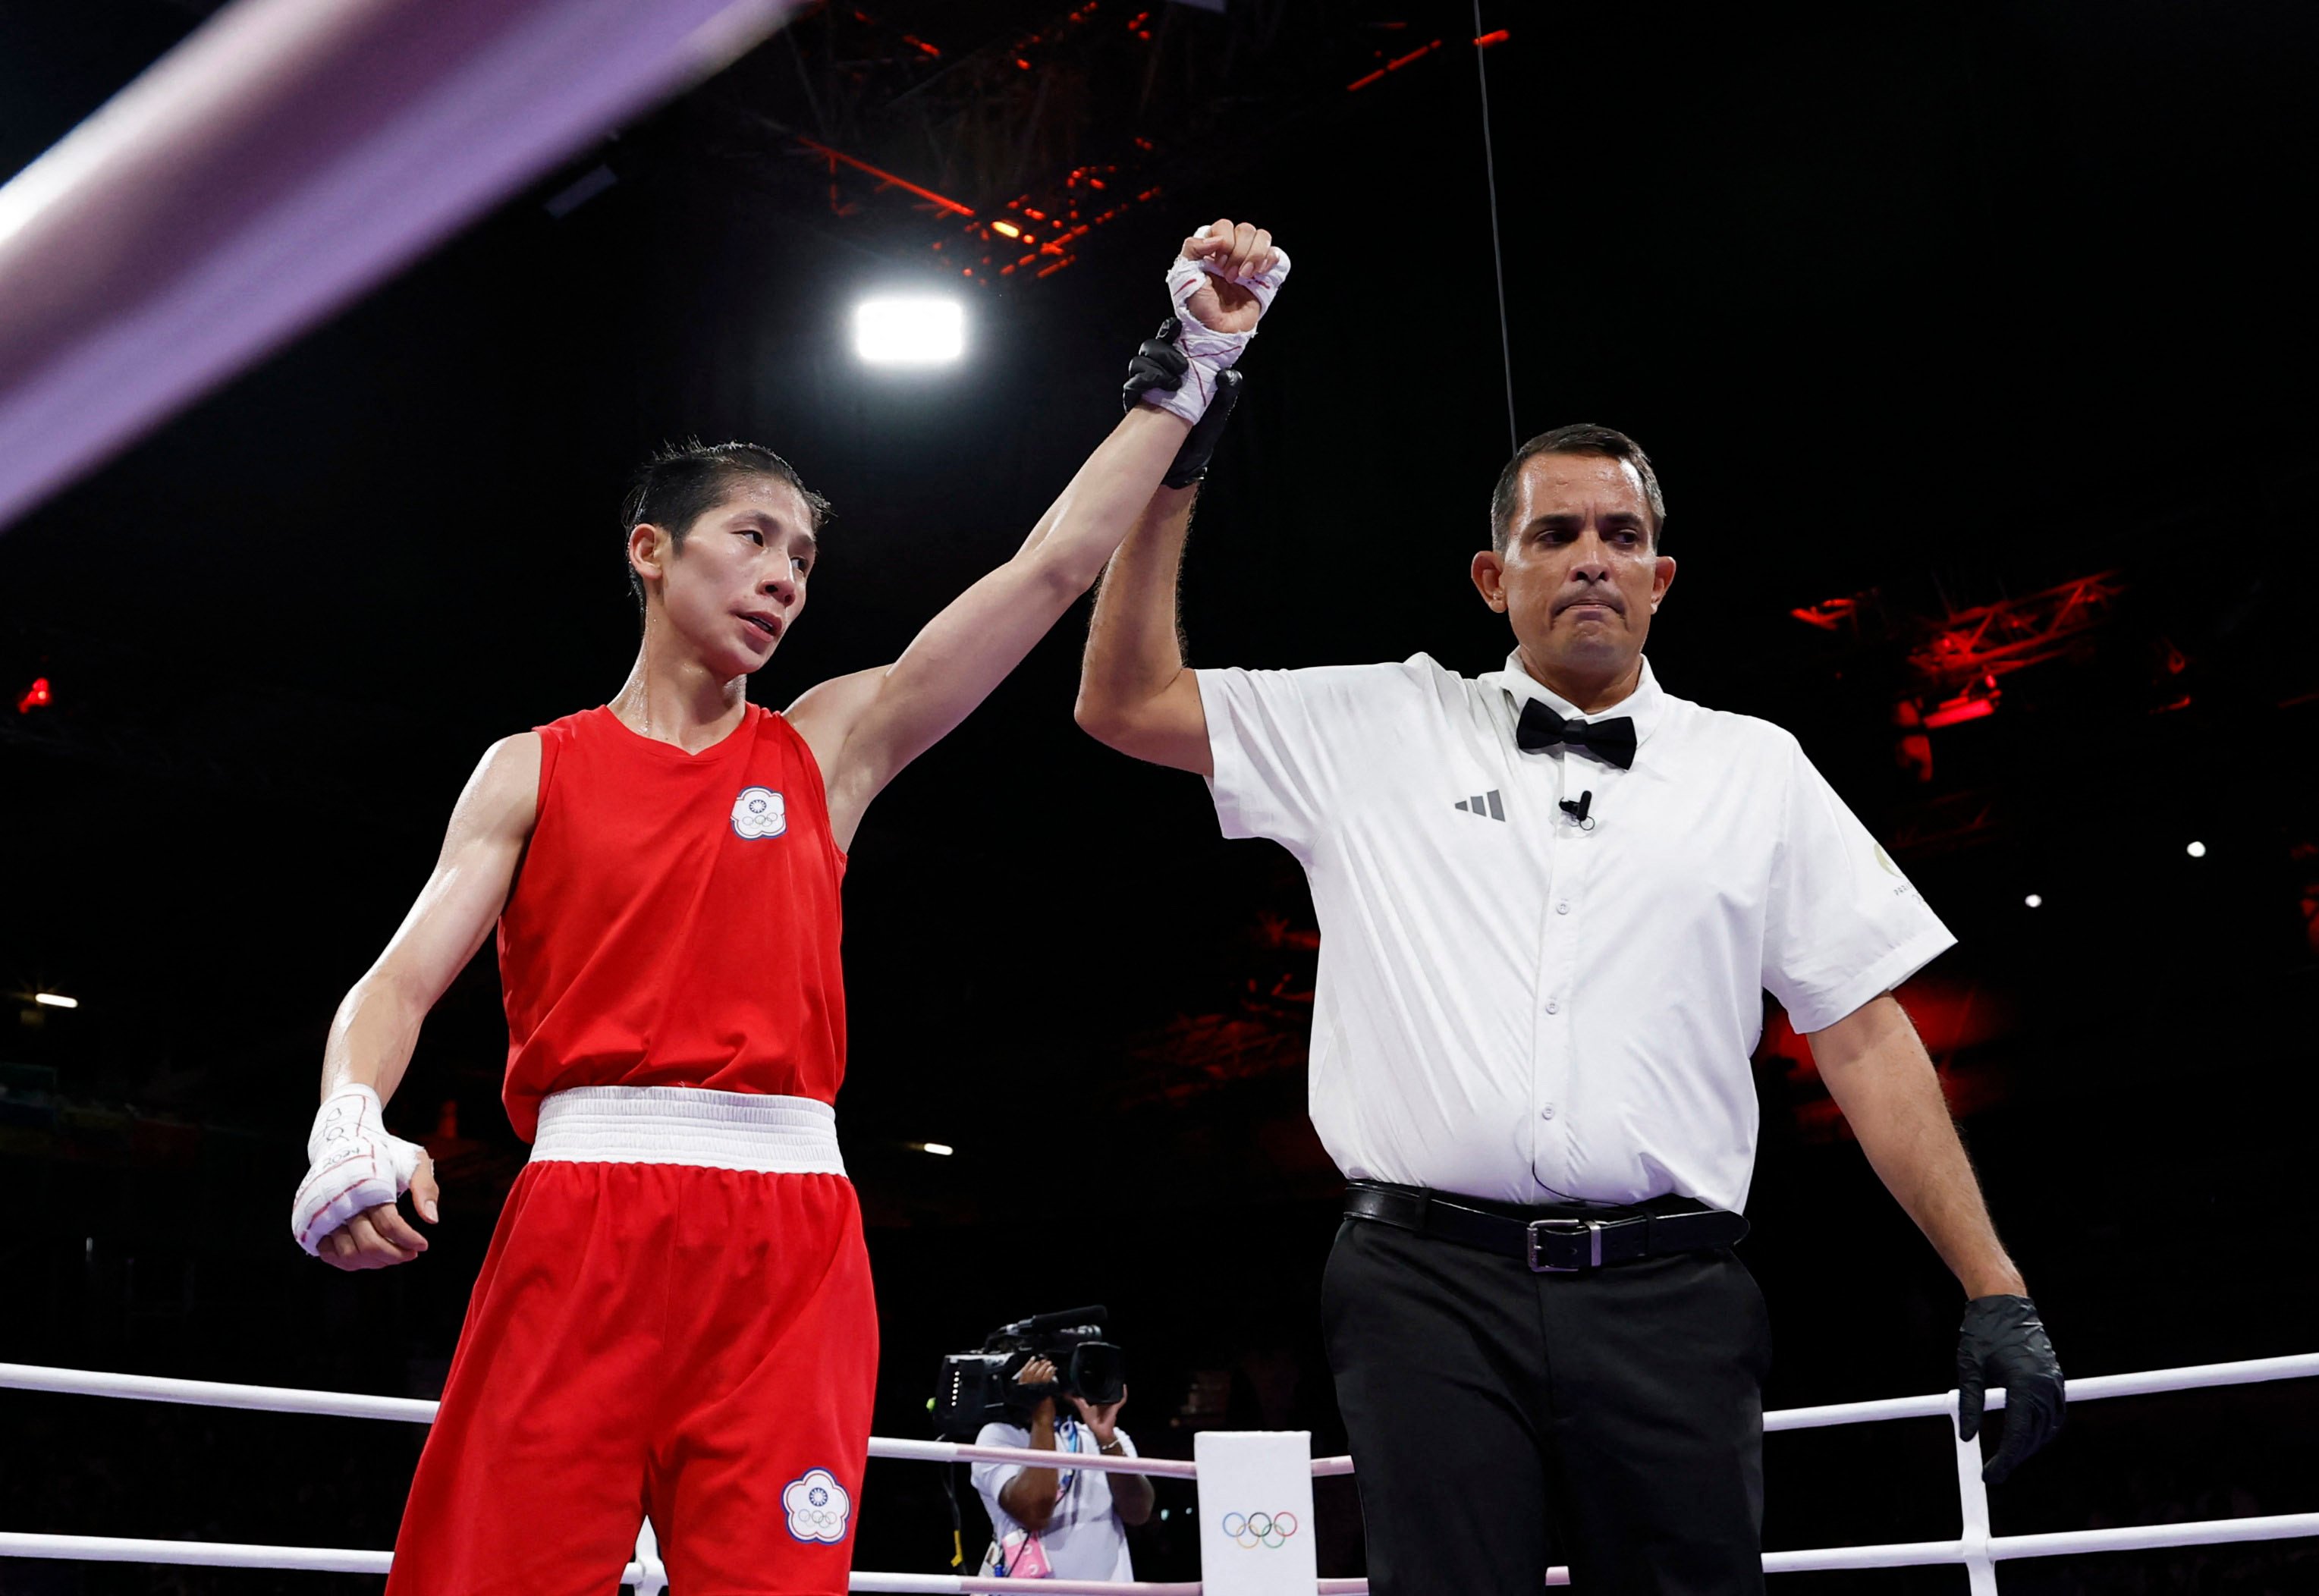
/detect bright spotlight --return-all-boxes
[853,297,965,366]
[2023,894,2043,909]
[916,1141,954,1157]
[2185,840,2207,859]
[33,992,78,1009]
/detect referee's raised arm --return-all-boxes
[1076,480,1213,775]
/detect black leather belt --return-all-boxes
[1343,1180,1749,1273]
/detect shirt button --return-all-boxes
[1540,1104,1557,1120]
[1544,1000,1560,1014]
[1556,900,1571,916]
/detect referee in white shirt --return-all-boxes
[1074,423,2064,1594]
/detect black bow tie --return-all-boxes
[1516,699,1639,769]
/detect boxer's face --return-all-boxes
[633,476,816,677]
[1471,452,1674,699]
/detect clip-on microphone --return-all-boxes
[1559,790,1595,829]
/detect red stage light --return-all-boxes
[1347,36,1443,90]
[1922,693,1997,728]
[15,676,51,714]
[793,136,974,218]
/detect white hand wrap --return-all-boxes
[1143,233,1293,425]
[290,1084,425,1255]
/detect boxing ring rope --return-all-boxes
[5,1353,2315,1591]
[0,0,798,532]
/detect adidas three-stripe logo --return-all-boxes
[1453,790,1505,821]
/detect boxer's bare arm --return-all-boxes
[787,405,1186,849]
[781,411,1189,802]
[1073,482,1212,774]
[320,733,540,1104]
[790,219,1277,848]
[309,733,538,1268]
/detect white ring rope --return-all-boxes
[4,1353,2314,1591]
[0,0,797,532]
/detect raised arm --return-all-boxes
[1073,479,1211,774]
[797,403,1189,844]
[790,220,1284,846]
[293,733,539,1268]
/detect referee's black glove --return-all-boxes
[1956,1294,2065,1483]
[1121,317,1245,489]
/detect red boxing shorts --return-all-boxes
[386,1088,876,1596]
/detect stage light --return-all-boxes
[34,992,77,1009]
[2024,894,2043,909]
[916,1140,954,1157]
[1923,692,1997,729]
[853,297,965,365]
[2185,840,2207,859]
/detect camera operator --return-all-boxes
[969,1356,1153,1580]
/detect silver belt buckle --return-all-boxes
[1526,1217,1603,1273]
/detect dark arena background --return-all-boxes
[3,2,2316,1593]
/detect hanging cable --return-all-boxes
[1472,1,1519,454]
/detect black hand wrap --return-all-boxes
[1956,1293,2066,1483]
[1121,317,1245,489]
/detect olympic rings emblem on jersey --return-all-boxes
[1219,1510,1299,1549]
[781,1467,852,1544]
[731,785,788,840]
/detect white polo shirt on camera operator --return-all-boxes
[971,1414,1138,1582]
[1196,650,1956,1212]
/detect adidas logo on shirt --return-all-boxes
[1453,790,1505,822]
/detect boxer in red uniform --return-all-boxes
[286,220,1289,1596]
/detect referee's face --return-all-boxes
[1472,453,1677,707]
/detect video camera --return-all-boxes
[932,1305,1126,1435]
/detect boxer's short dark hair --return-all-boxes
[621,440,831,614]
[1488,424,1666,552]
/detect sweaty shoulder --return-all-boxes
[460,730,544,841]
[782,668,885,787]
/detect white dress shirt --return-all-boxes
[1196,651,1954,1211]
[970,1416,1136,1582]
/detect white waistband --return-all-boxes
[532,1087,847,1176]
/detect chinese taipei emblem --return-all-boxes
[731,786,787,840]
[782,1468,851,1544]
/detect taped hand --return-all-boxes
[291,1084,435,1265]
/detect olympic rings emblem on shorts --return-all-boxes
[1219,1510,1299,1549]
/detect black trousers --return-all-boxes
[1322,1213,1772,1596]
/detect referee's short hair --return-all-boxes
[1488,424,1667,553]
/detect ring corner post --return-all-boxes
[1950,1390,2000,1595]
[1194,1430,1318,1594]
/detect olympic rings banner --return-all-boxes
[1194,1431,1317,1595]
[1220,1510,1300,1549]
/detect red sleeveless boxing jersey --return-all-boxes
[496,704,847,1142]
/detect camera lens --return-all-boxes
[1071,1342,1125,1405]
